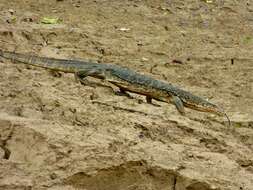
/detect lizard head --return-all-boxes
[184,98,222,114]
[180,95,231,127]
[183,99,231,126]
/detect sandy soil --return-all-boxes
[0,0,253,189]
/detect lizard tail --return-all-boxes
[0,50,79,73]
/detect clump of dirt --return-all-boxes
[0,0,253,190]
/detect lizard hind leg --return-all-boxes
[74,68,105,86]
[74,71,87,85]
[172,95,186,115]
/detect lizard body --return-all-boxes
[0,50,231,126]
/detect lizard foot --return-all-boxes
[149,102,161,107]
[114,90,132,98]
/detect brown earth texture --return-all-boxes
[0,0,253,189]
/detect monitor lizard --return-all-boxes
[0,50,231,126]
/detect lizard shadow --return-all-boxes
[78,78,161,107]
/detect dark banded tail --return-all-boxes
[0,50,78,73]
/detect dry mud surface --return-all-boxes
[0,0,253,190]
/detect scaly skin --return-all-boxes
[0,50,231,126]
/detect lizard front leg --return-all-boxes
[171,95,185,115]
[146,96,152,103]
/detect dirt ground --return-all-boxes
[0,0,253,189]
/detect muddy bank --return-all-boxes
[0,0,253,189]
